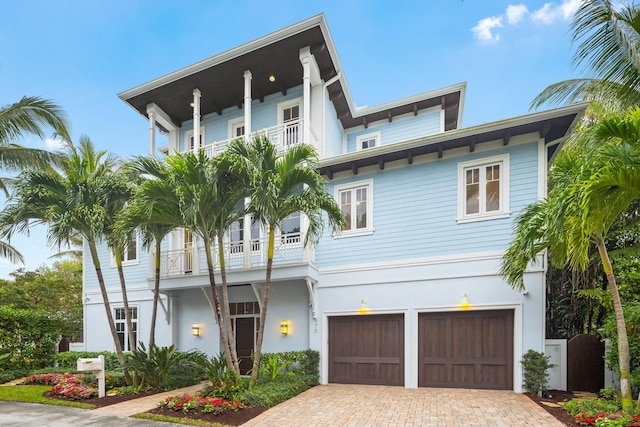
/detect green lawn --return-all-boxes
[0,385,95,409]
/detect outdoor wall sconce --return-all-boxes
[280,320,289,336]
[459,293,471,310]
[358,299,370,314]
[191,323,200,337]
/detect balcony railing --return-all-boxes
[194,120,318,157]
[158,232,311,278]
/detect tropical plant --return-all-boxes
[0,96,71,263]
[124,343,192,389]
[532,0,640,112]
[0,137,131,376]
[500,112,640,410]
[260,354,292,380]
[192,352,229,385]
[225,135,345,387]
[521,349,552,395]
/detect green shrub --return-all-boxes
[200,369,244,401]
[260,354,292,380]
[259,350,319,377]
[0,369,30,384]
[124,343,193,389]
[0,306,64,370]
[53,351,121,371]
[563,398,621,417]
[241,374,317,408]
[521,349,552,395]
[191,352,228,385]
[161,353,203,390]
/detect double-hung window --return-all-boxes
[185,126,205,151]
[111,230,138,266]
[334,179,373,236]
[457,154,510,222]
[114,307,137,352]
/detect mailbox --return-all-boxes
[76,355,105,398]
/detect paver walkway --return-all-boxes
[92,382,203,417]
[240,384,565,427]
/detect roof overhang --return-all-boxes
[318,102,588,179]
[118,14,464,131]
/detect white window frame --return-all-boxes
[356,131,381,151]
[185,126,205,151]
[334,179,374,237]
[457,154,510,223]
[228,117,245,140]
[114,306,138,352]
[277,97,302,125]
[110,230,139,267]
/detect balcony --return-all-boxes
[191,119,318,157]
[158,232,312,278]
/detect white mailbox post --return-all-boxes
[77,355,105,398]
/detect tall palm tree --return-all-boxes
[226,135,344,388]
[119,157,183,349]
[133,152,239,372]
[0,96,71,263]
[532,0,640,111]
[500,117,640,410]
[0,137,131,373]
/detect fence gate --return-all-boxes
[567,334,604,392]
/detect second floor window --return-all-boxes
[356,131,380,151]
[458,154,510,222]
[334,179,374,236]
[112,230,138,266]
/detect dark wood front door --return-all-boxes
[328,314,404,386]
[418,310,514,390]
[235,317,254,375]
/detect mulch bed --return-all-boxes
[527,389,577,426]
[146,405,267,426]
[44,389,163,408]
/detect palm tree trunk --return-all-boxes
[249,225,274,389]
[114,250,136,351]
[88,240,132,385]
[149,239,161,349]
[218,234,240,375]
[203,236,234,371]
[596,236,633,410]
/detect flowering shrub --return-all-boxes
[24,373,97,400]
[575,410,640,426]
[158,394,243,414]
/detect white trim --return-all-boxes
[356,131,381,151]
[113,304,139,352]
[277,97,302,125]
[333,178,374,237]
[537,138,546,200]
[457,153,510,222]
[228,116,245,140]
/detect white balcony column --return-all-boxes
[300,54,311,146]
[243,70,252,141]
[192,88,201,153]
[192,244,200,274]
[148,111,156,158]
[243,197,251,268]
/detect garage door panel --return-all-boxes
[329,314,404,386]
[419,310,514,390]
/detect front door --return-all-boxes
[235,317,255,375]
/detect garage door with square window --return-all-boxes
[329,314,404,386]
[418,310,513,390]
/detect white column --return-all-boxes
[243,197,251,268]
[243,70,252,140]
[301,57,311,145]
[193,88,201,153]
[148,111,156,158]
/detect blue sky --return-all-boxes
[0,0,581,277]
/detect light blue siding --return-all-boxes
[323,90,343,157]
[315,141,539,267]
[345,109,441,153]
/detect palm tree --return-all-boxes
[0,96,71,263]
[133,151,239,372]
[119,157,183,349]
[0,137,131,373]
[500,117,640,410]
[226,135,345,387]
[532,0,640,111]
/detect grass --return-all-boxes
[132,413,226,427]
[0,385,96,409]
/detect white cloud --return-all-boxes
[43,137,66,151]
[506,4,529,25]
[471,16,503,42]
[532,0,580,24]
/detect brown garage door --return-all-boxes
[418,310,513,390]
[329,314,404,386]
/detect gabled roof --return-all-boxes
[318,102,588,179]
[118,14,464,131]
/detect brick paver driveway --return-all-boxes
[241,384,563,427]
